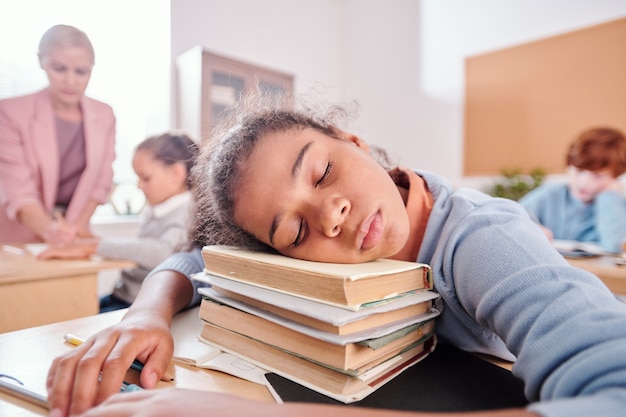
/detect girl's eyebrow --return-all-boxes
[269,141,314,245]
[291,141,313,178]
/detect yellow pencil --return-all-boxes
[63,333,84,346]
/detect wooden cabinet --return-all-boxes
[176,46,294,142]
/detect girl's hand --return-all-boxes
[72,390,279,417]
[65,389,538,417]
[37,240,98,260]
[47,311,174,417]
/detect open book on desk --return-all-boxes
[170,307,270,387]
[552,239,608,258]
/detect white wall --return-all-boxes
[170,0,346,114]
[418,0,626,188]
[0,0,171,185]
[170,0,626,189]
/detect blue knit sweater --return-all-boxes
[151,170,626,417]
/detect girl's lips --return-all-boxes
[359,210,383,251]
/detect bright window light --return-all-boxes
[0,0,170,216]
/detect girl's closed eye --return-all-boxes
[293,219,306,247]
[315,161,333,187]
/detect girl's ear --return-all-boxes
[170,162,188,187]
[338,130,370,153]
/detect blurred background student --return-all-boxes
[0,24,116,245]
[39,133,198,312]
[519,126,626,253]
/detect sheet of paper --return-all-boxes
[24,243,48,256]
[170,307,270,386]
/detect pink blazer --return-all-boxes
[0,88,116,243]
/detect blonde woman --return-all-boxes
[0,24,116,244]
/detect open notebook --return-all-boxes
[552,239,608,258]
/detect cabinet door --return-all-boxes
[177,47,293,143]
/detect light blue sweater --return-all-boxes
[150,171,626,417]
[518,182,626,253]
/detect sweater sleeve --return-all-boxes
[88,107,116,204]
[146,247,207,308]
[445,198,626,417]
[96,210,189,269]
[594,190,626,253]
[516,186,545,224]
[0,99,42,219]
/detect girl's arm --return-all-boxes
[61,389,539,417]
[46,251,199,417]
[95,209,190,269]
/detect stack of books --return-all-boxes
[193,245,441,403]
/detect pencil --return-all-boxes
[2,245,26,256]
[0,378,49,410]
[63,333,174,381]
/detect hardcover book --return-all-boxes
[194,273,441,335]
[199,320,436,403]
[199,296,437,372]
[201,245,432,309]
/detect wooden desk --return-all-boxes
[567,255,626,295]
[0,309,274,417]
[0,246,135,332]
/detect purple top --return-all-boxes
[55,116,86,206]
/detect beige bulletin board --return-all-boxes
[464,17,626,176]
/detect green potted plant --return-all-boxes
[488,167,546,201]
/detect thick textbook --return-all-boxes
[199,296,437,372]
[194,273,441,335]
[199,320,436,403]
[210,287,436,336]
[201,245,432,309]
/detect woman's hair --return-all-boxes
[136,132,199,188]
[566,127,626,178]
[38,24,95,64]
[190,91,360,250]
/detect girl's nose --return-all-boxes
[320,196,350,238]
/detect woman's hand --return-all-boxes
[43,217,79,246]
[47,310,174,417]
